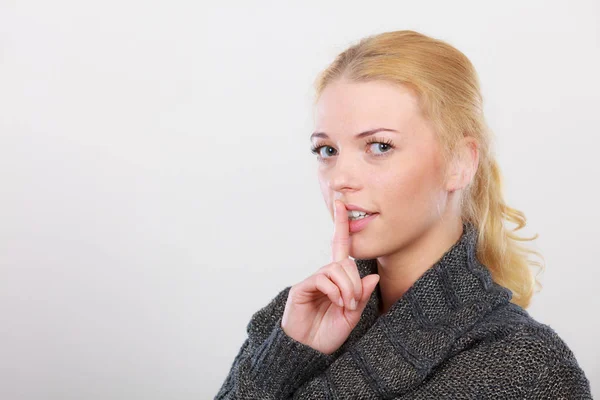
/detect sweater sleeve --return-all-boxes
[214,316,336,399]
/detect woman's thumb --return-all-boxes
[360,274,380,304]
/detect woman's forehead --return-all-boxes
[313,82,422,140]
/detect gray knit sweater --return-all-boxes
[215,223,593,399]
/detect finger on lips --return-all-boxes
[330,200,361,310]
[332,200,350,263]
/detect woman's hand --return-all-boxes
[280,200,380,355]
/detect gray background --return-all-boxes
[1,0,598,398]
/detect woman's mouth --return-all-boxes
[348,213,378,233]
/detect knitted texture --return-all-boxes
[215,223,593,399]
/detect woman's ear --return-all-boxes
[445,137,479,192]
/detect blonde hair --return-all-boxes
[313,30,544,309]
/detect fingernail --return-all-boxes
[350,298,356,310]
[338,298,344,307]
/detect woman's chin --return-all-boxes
[349,239,381,260]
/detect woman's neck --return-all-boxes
[376,219,464,315]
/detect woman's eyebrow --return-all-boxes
[309,128,400,141]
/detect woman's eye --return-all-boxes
[311,145,337,158]
[368,142,392,155]
[319,146,337,158]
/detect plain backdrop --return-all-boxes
[1,0,599,398]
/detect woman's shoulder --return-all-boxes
[438,301,593,396]
[458,301,583,366]
[410,302,594,398]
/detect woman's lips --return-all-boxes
[349,213,378,234]
[345,203,376,213]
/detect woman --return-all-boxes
[215,30,592,399]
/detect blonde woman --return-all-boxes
[216,31,592,399]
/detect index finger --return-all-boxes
[331,200,350,263]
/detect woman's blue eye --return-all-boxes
[368,142,392,155]
[311,145,336,158]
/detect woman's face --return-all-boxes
[312,79,451,260]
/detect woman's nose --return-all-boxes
[327,155,360,192]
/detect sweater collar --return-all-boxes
[334,221,513,363]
